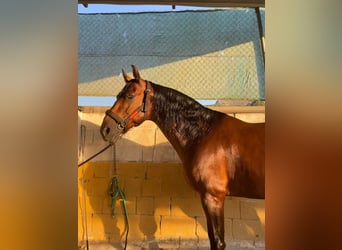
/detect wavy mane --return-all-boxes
[150,82,224,148]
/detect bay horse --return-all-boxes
[100,65,265,250]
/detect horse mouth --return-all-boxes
[107,132,123,144]
[101,123,124,144]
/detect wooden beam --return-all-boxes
[255,7,265,69]
[78,0,265,8]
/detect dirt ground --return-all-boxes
[79,239,265,250]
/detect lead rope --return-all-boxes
[78,144,111,167]
[80,125,89,250]
[109,144,129,250]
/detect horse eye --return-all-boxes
[126,94,134,100]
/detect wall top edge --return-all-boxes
[78,105,265,114]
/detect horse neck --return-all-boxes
[148,83,222,162]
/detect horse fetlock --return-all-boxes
[217,239,226,250]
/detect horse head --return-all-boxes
[100,65,152,144]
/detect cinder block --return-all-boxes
[116,163,146,179]
[110,139,125,162]
[235,113,265,123]
[115,137,143,162]
[155,128,168,144]
[153,144,177,162]
[142,145,154,162]
[171,197,204,217]
[84,142,113,162]
[195,216,208,239]
[106,214,145,241]
[138,127,156,147]
[94,164,111,178]
[142,179,161,196]
[224,197,241,219]
[78,209,92,241]
[123,178,142,197]
[101,214,123,236]
[146,163,181,179]
[153,128,178,162]
[138,215,161,238]
[78,178,92,201]
[122,126,155,147]
[145,164,162,179]
[86,196,103,213]
[103,196,137,216]
[102,196,113,215]
[197,239,211,249]
[88,178,111,196]
[123,197,137,216]
[82,127,94,145]
[78,111,82,124]
[154,197,171,216]
[160,216,196,239]
[160,167,196,197]
[195,217,233,240]
[224,219,233,240]
[137,197,154,215]
[139,120,158,130]
[91,214,106,233]
[88,231,108,242]
[180,239,202,249]
[240,198,265,223]
[232,219,265,240]
[82,112,106,127]
[92,129,105,144]
[78,162,94,180]
[154,239,180,249]
[173,153,181,162]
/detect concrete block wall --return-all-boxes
[78,106,265,249]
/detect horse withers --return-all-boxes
[100,65,265,250]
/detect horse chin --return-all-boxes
[109,132,122,144]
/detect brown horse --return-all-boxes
[100,65,265,250]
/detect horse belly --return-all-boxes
[227,157,265,199]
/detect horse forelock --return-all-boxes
[116,81,134,99]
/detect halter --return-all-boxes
[105,81,151,131]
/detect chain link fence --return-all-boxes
[78,8,265,100]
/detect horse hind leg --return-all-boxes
[200,193,226,250]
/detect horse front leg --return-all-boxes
[200,192,226,250]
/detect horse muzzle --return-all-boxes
[100,120,124,144]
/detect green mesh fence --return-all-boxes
[78,9,265,100]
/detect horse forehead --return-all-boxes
[118,84,131,95]
[118,81,143,97]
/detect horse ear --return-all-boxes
[131,65,140,80]
[122,69,131,83]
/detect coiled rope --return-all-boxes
[78,131,129,249]
[109,143,129,250]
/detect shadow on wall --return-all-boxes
[78,117,265,249]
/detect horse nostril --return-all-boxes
[101,126,111,138]
[106,127,110,135]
